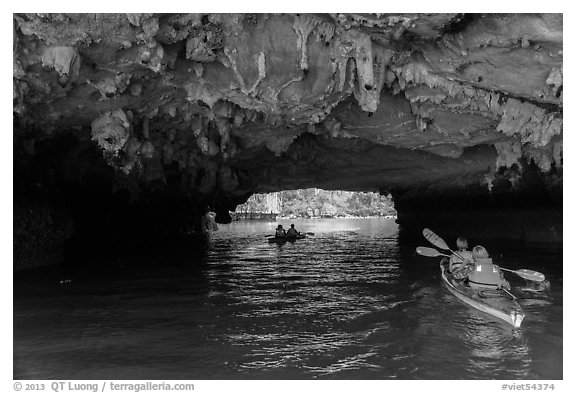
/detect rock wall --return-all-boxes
[13,13,562,267]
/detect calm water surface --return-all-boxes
[14,218,562,379]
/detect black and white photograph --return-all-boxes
[11,4,566,389]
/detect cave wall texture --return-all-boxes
[13,13,562,267]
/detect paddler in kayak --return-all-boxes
[467,245,511,290]
[286,224,299,237]
[275,224,287,238]
[449,236,474,275]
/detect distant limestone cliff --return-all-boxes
[234,189,396,219]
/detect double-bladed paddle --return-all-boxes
[416,244,518,299]
[265,231,315,238]
[416,246,544,283]
[420,229,546,282]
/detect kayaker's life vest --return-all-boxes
[287,228,298,236]
[449,250,473,272]
[467,257,505,288]
[275,229,286,237]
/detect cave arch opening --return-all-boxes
[229,188,397,221]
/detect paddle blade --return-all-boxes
[516,269,546,282]
[306,232,315,236]
[423,228,450,250]
[416,247,447,258]
[500,267,546,282]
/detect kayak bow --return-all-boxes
[440,258,525,328]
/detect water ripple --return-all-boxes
[13,218,562,379]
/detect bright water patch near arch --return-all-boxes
[14,218,562,379]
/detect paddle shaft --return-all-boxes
[449,249,466,262]
[500,287,517,300]
[500,267,542,275]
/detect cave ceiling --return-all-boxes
[13,13,563,212]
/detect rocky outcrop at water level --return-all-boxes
[13,14,562,268]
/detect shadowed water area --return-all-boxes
[14,218,562,379]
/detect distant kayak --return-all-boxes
[440,258,525,328]
[268,234,306,243]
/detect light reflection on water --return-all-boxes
[14,218,562,379]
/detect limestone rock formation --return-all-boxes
[13,13,562,260]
